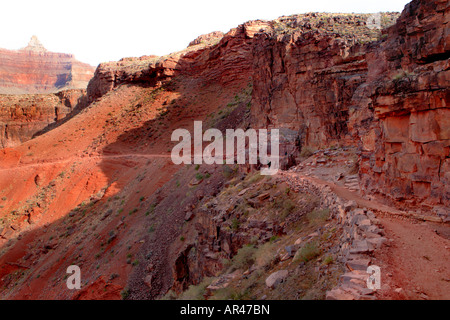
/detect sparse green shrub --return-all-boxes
[243,173,264,187]
[222,165,238,179]
[269,235,279,243]
[281,199,296,220]
[323,255,334,265]
[179,278,213,300]
[254,242,278,269]
[307,209,329,224]
[227,245,257,272]
[231,218,241,231]
[295,242,321,263]
[121,288,130,300]
[195,173,204,181]
[300,146,314,158]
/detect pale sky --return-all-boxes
[0,0,411,67]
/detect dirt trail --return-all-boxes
[284,171,450,300]
[0,153,173,172]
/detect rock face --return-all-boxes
[0,36,95,94]
[251,31,368,147]
[0,89,87,148]
[86,21,271,102]
[248,1,449,209]
[352,0,450,207]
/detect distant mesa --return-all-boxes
[0,36,95,95]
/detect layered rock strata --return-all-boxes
[0,36,94,94]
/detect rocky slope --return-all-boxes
[0,0,448,301]
[0,36,95,95]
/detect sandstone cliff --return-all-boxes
[0,89,87,148]
[351,0,449,209]
[0,36,95,95]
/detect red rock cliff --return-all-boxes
[352,0,450,210]
[0,89,87,148]
[0,36,95,94]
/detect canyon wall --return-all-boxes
[353,0,450,210]
[0,89,87,148]
[84,0,448,213]
[249,1,449,211]
[0,36,95,95]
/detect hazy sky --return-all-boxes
[1,0,411,67]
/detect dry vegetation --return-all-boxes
[272,12,400,43]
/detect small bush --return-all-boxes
[246,173,264,185]
[222,165,238,179]
[179,278,213,300]
[228,245,257,272]
[295,242,321,263]
[254,242,278,269]
[307,209,329,224]
[300,146,314,158]
[231,218,241,231]
[281,199,296,220]
[323,255,334,265]
[121,288,130,300]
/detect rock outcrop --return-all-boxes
[86,21,271,102]
[0,36,95,94]
[0,89,87,148]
